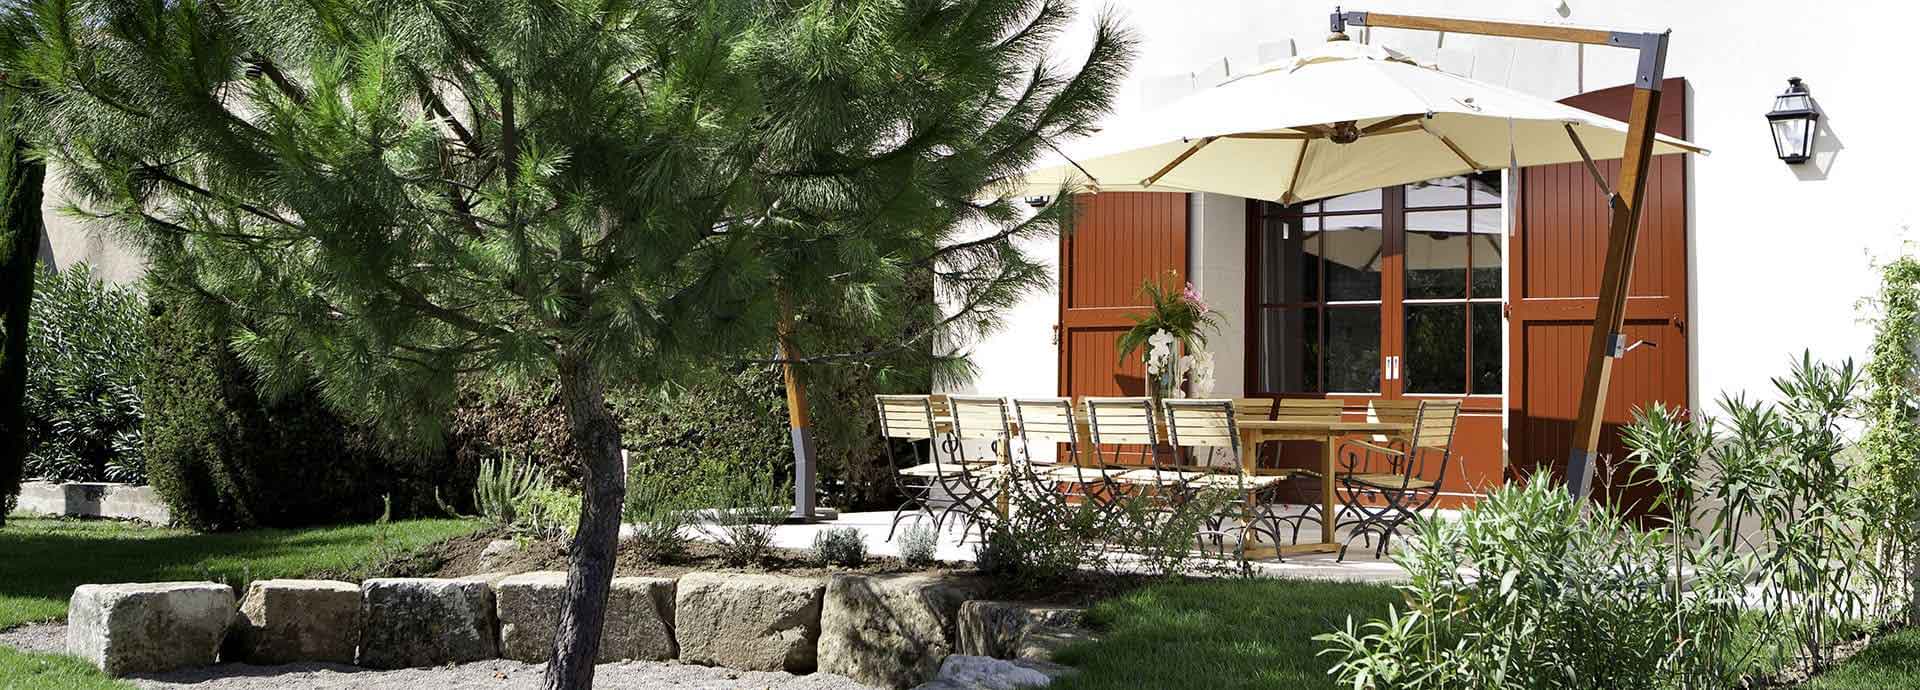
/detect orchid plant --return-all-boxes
[1117,274,1224,399]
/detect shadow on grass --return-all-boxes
[1050,578,1403,690]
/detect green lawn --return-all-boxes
[1051,578,1404,690]
[0,645,129,690]
[0,516,479,629]
[1805,627,1920,690]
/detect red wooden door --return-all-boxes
[1508,78,1690,516]
[1058,192,1189,403]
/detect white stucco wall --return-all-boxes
[952,0,1920,417]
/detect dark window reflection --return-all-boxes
[1405,210,1469,299]
[1404,303,1466,394]
[1326,307,1380,393]
[1261,308,1320,393]
[1322,214,1383,301]
[1472,304,1502,394]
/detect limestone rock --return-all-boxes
[956,601,1092,662]
[495,571,677,663]
[228,579,361,664]
[356,578,497,668]
[818,572,990,689]
[477,539,520,571]
[66,582,234,676]
[674,572,823,672]
[912,655,1070,690]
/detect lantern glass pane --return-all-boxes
[1772,117,1811,161]
[1774,93,1812,112]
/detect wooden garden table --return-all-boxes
[933,411,1410,555]
[1235,419,1411,557]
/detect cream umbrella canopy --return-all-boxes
[1019,40,1704,203]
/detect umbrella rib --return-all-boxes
[1422,123,1487,171]
[1562,123,1612,196]
[1279,141,1310,205]
[1141,136,1218,188]
[1362,114,1426,134]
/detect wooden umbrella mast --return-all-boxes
[1331,8,1672,499]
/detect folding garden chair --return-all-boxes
[1161,398,1291,562]
[1334,399,1461,560]
[940,395,1020,540]
[1082,397,1183,509]
[1010,397,1120,515]
[873,394,991,541]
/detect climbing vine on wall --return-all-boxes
[1859,254,1920,621]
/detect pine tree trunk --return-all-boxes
[0,131,46,529]
[543,352,627,690]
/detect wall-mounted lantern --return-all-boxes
[1765,77,1819,164]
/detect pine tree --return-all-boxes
[3,0,1129,685]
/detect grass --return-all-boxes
[0,645,131,690]
[0,516,479,629]
[1050,578,1404,690]
[1804,627,1920,690]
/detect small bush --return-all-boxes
[623,471,694,564]
[463,453,575,536]
[22,263,146,484]
[810,527,869,568]
[704,469,790,568]
[898,523,940,568]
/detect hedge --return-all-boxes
[142,298,461,530]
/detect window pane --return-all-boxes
[1405,303,1466,394]
[1468,170,1502,205]
[1325,306,1380,393]
[1470,216,1503,298]
[1261,308,1320,394]
[1405,175,1467,208]
[1320,214,1383,301]
[1405,210,1469,299]
[1472,304,1503,395]
[1260,216,1319,304]
[1320,188,1383,212]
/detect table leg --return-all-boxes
[1321,433,1337,546]
[996,437,1010,519]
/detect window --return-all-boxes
[1252,172,1504,398]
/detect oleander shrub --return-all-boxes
[142,296,457,530]
[21,263,147,484]
[810,527,869,568]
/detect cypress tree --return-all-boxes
[0,82,46,526]
[5,0,1129,685]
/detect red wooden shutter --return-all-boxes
[1057,192,1189,400]
[1508,78,1690,516]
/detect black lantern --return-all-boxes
[1765,77,1819,164]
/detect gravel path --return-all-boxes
[2,624,878,690]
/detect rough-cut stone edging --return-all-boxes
[17,480,170,523]
[60,571,1096,687]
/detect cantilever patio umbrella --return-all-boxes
[1018,39,1704,204]
[1016,13,1706,501]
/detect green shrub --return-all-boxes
[22,263,146,484]
[704,469,790,568]
[623,470,694,564]
[1319,354,1881,690]
[142,297,456,530]
[810,527,869,568]
[898,523,940,568]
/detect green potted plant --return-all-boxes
[1116,272,1224,401]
